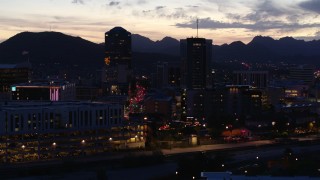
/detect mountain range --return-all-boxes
[1,31,320,67]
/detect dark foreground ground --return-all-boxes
[1,140,320,180]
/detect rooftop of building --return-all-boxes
[0,62,31,69]
[12,80,74,88]
[0,101,121,110]
[105,26,131,34]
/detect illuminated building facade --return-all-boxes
[11,81,76,101]
[104,27,132,95]
[0,101,146,163]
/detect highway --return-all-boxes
[4,138,320,180]
[161,137,319,156]
[162,140,274,155]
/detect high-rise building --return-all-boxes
[180,38,212,89]
[180,37,212,120]
[104,27,132,95]
[155,61,168,88]
[153,62,181,88]
[168,65,181,88]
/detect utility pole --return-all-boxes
[196,19,199,38]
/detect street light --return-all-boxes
[81,140,86,156]
[21,145,26,161]
[52,142,57,158]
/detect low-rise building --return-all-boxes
[11,80,76,101]
[0,101,146,163]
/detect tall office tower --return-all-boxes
[180,38,212,120]
[104,27,132,95]
[155,61,169,88]
[168,65,181,87]
[180,38,212,89]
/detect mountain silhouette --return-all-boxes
[1,31,320,67]
[214,35,320,64]
[0,31,104,66]
[131,34,179,55]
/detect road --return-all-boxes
[6,138,320,180]
[162,140,273,155]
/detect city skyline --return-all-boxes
[1,0,320,45]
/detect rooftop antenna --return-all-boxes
[196,19,199,38]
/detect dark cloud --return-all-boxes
[299,0,320,13]
[155,6,165,10]
[142,10,151,13]
[72,0,84,4]
[175,17,320,31]
[226,13,242,21]
[109,1,120,6]
[245,0,285,21]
